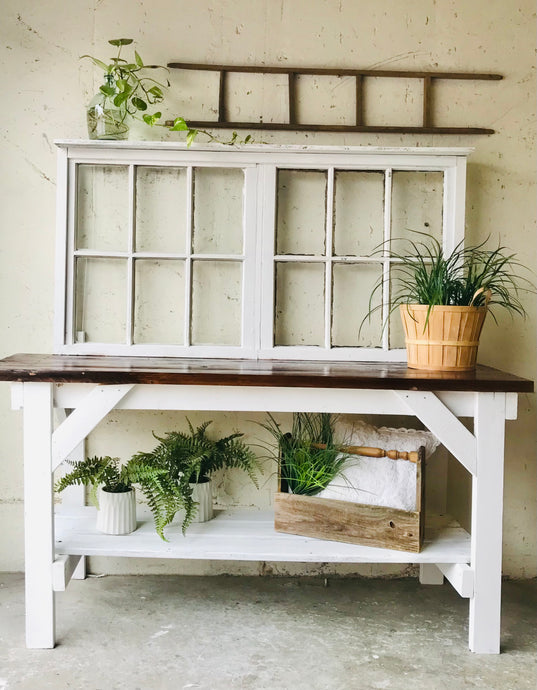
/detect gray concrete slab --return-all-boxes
[0,573,535,689]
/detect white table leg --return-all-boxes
[469,392,506,653]
[23,382,56,648]
[55,409,86,580]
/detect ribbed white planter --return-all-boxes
[96,487,137,535]
[190,480,214,523]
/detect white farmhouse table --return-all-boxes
[0,354,532,653]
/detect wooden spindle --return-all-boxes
[218,70,227,122]
[356,74,363,126]
[423,75,432,128]
[288,72,296,125]
[311,442,419,463]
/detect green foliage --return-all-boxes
[261,413,348,496]
[131,420,261,534]
[55,456,131,509]
[54,455,183,541]
[84,39,255,146]
[124,454,184,540]
[364,231,534,330]
[82,39,169,129]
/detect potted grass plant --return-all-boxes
[261,412,348,496]
[55,454,182,538]
[365,232,532,371]
[132,420,261,533]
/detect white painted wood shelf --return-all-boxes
[1,354,532,652]
[55,508,470,564]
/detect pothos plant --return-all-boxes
[83,38,252,146]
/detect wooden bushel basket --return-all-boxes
[274,446,425,553]
[400,304,487,371]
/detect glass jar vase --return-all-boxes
[86,74,129,140]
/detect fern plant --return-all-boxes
[131,420,261,534]
[260,413,349,496]
[55,456,132,509]
[54,455,183,541]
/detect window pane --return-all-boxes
[276,170,326,255]
[75,257,126,343]
[193,168,244,254]
[191,261,242,345]
[134,260,185,344]
[332,263,383,347]
[76,165,129,251]
[391,171,444,242]
[333,171,384,256]
[274,262,325,346]
[135,167,188,253]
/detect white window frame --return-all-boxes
[54,141,471,361]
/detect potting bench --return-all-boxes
[0,354,532,652]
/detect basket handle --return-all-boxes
[311,443,419,463]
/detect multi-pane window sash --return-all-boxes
[54,142,470,361]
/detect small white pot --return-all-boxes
[190,479,214,523]
[96,487,137,535]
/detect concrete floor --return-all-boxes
[0,573,535,690]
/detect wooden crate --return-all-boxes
[274,446,425,553]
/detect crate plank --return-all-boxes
[274,493,422,553]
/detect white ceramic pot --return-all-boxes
[190,479,214,523]
[96,486,137,535]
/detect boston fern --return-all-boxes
[131,420,261,534]
[55,455,183,541]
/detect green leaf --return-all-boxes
[131,97,147,111]
[122,63,138,71]
[99,84,116,97]
[143,112,162,126]
[169,116,188,131]
[109,38,133,47]
[186,129,198,147]
[135,50,144,67]
[244,134,252,143]
[113,92,129,107]
[148,86,163,98]
[116,79,128,93]
[80,55,109,72]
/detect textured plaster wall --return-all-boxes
[0,0,535,576]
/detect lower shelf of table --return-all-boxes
[55,508,470,564]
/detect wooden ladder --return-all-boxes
[167,61,502,135]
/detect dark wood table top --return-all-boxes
[0,354,532,393]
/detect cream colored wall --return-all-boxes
[0,0,535,576]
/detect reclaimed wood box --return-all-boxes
[274,446,425,553]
